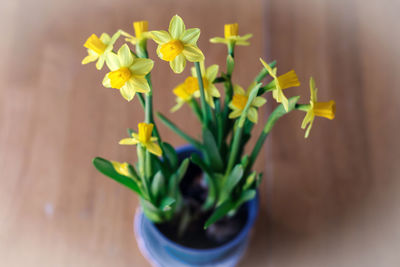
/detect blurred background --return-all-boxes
[1,0,399,266]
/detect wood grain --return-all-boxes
[1,0,399,266]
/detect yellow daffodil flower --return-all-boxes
[82,32,120,70]
[228,83,267,123]
[171,77,199,112]
[119,123,162,156]
[151,15,204,73]
[121,20,151,45]
[301,77,336,138]
[191,62,220,108]
[111,161,132,177]
[102,44,154,101]
[210,23,252,46]
[260,58,300,112]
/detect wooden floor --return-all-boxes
[1,0,399,266]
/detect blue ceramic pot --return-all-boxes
[134,145,259,267]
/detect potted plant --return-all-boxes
[82,15,336,266]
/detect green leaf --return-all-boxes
[162,142,178,169]
[93,157,142,196]
[160,197,176,211]
[233,190,256,210]
[168,173,179,196]
[202,127,224,172]
[176,158,190,182]
[219,164,244,204]
[151,171,165,200]
[241,155,249,170]
[243,172,257,190]
[203,173,217,210]
[140,198,163,223]
[204,200,235,229]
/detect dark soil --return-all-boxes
[155,153,248,249]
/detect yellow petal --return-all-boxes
[205,93,215,109]
[235,40,250,46]
[105,52,121,71]
[102,74,111,88]
[229,109,242,119]
[301,110,314,129]
[81,54,98,64]
[110,31,121,44]
[247,108,258,124]
[310,77,318,103]
[129,76,150,93]
[145,142,162,157]
[182,45,204,62]
[118,44,134,67]
[209,85,221,98]
[171,98,185,112]
[181,28,200,45]
[151,30,171,44]
[119,138,139,145]
[169,54,186,73]
[120,82,136,101]
[169,15,185,39]
[129,58,154,76]
[209,37,227,44]
[233,84,245,95]
[259,58,277,80]
[206,64,219,82]
[252,96,267,107]
[95,56,105,70]
[100,33,111,43]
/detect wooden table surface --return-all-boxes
[1,0,399,266]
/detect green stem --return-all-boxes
[136,44,171,168]
[225,84,262,175]
[221,51,235,140]
[215,99,223,147]
[225,122,243,175]
[295,104,310,112]
[194,62,212,126]
[137,93,145,108]
[137,145,150,200]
